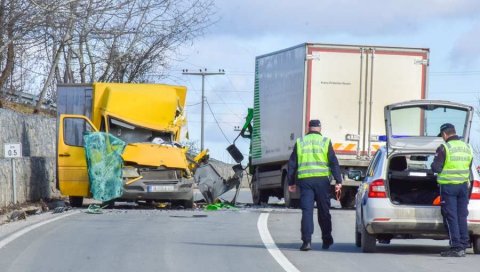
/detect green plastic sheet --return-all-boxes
[84,132,126,201]
[204,203,237,211]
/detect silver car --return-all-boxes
[354,100,480,253]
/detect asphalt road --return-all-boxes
[0,189,478,272]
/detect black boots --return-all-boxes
[322,238,334,250]
[440,249,466,257]
[300,241,311,251]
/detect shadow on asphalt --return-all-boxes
[182,241,447,256]
[277,242,447,256]
[181,241,271,249]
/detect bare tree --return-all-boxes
[0,0,215,112]
[0,1,39,99]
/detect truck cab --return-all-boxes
[56,83,194,207]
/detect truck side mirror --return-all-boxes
[227,144,244,163]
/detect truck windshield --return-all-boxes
[390,105,468,138]
[108,117,172,144]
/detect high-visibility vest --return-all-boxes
[296,133,331,179]
[437,140,473,185]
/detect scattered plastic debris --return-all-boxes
[156,202,170,209]
[85,204,106,214]
[204,203,237,211]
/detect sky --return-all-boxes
[164,0,480,163]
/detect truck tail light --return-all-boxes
[471,180,480,200]
[368,179,386,198]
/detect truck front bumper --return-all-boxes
[120,178,194,201]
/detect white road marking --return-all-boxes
[257,209,300,272]
[0,211,80,250]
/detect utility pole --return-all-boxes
[182,68,225,151]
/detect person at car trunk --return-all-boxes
[431,123,473,257]
[287,119,343,251]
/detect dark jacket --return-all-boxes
[287,131,343,186]
[431,135,472,174]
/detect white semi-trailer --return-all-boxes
[247,43,429,208]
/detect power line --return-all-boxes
[187,101,202,107]
[430,71,480,77]
[431,90,480,94]
[205,98,231,144]
[182,68,225,150]
[204,77,245,121]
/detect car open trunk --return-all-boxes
[387,154,439,205]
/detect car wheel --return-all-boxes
[473,235,480,254]
[69,196,83,208]
[283,176,299,208]
[361,225,376,253]
[355,223,361,247]
[251,174,268,205]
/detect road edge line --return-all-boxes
[0,210,80,250]
[257,210,300,272]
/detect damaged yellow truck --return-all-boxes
[56,83,197,208]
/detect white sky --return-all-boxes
[164,0,480,163]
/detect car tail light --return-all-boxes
[368,179,386,198]
[471,180,480,200]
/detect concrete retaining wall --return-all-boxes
[0,109,59,207]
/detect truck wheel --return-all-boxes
[69,196,84,208]
[102,200,115,209]
[355,223,361,247]
[473,235,480,254]
[340,189,356,208]
[361,225,376,253]
[251,176,268,205]
[283,176,299,208]
[183,197,194,209]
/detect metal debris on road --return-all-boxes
[52,206,71,214]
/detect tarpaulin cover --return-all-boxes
[84,132,126,201]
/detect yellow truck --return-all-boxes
[56,83,197,207]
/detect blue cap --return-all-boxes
[438,123,455,137]
[309,119,321,127]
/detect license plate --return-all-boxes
[147,185,175,192]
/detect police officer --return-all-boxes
[287,119,342,251]
[431,123,473,257]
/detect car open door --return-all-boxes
[57,114,98,197]
[384,100,473,154]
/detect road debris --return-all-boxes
[8,210,27,222]
[85,204,106,214]
[169,214,208,218]
[52,206,71,214]
[204,203,237,211]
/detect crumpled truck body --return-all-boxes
[56,83,194,206]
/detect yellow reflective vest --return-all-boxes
[437,140,473,185]
[296,133,331,179]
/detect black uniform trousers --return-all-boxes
[298,176,333,243]
[440,182,469,250]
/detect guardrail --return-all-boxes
[1,91,56,111]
